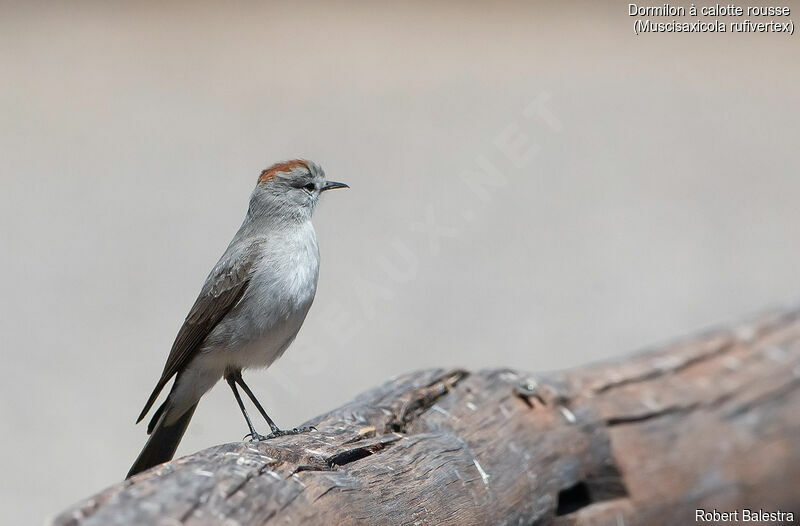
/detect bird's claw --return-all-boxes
[265,426,316,439]
[243,426,316,442]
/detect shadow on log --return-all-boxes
[55,308,800,525]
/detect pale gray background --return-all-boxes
[2,2,799,524]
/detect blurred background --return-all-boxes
[2,1,799,524]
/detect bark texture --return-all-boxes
[54,308,800,525]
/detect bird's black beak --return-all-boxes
[321,181,349,192]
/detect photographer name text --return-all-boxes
[696,508,794,522]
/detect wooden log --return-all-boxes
[54,308,800,525]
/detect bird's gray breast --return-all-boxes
[206,224,320,369]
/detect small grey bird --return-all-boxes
[127,159,348,478]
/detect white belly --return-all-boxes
[200,225,319,372]
[163,221,320,424]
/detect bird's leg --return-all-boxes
[234,371,315,438]
[233,372,280,435]
[225,373,266,441]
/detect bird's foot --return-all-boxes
[243,426,316,441]
[265,425,317,439]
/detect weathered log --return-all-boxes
[55,308,800,525]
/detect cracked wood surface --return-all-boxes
[55,308,800,525]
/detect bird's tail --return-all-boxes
[126,402,197,479]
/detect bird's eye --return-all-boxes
[302,183,316,192]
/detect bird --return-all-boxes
[126,159,348,478]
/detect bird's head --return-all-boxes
[249,159,348,221]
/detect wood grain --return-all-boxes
[54,308,800,525]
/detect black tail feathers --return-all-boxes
[126,403,197,479]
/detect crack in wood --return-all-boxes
[387,369,469,433]
[291,464,334,475]
[327,439,397,467]
[723,376,800,419]
[604,348,800,427]
[606,403,699,426]
[594,338,737,394]
[515,391,535,409]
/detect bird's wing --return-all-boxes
[136,242,261,424]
